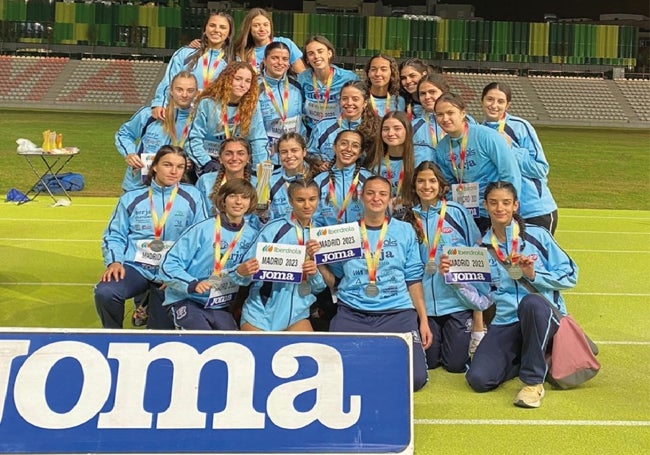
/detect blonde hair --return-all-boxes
[162,71,197,142]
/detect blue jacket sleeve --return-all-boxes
[512,121,549,180]
[187,98,214,168]
[248,108,270,167]
[528,229,578,292]
[486,129,522,201]
[101,198,130,266]
[115,107,150,157]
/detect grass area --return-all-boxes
[0,110,648,209]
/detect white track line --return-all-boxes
[0,238,97,242]
[414,419,650,426]
[562,215,650,221]
[0,218,104,223]
[566,292,650,297]
[560,230,650,235]
[566,249,649,254]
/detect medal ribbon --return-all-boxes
[406,104,413,122]
[426,114,439,147]
[213,215,245,275]
[369,93,391,117]
[383,155,404,198]
[291,213,310,283]
[360,216,389,285]
[201,50,224,89]
[312,68,334,117]
[329,171,361,222]
[497,112,506,133]
[415,200,447,262]
[149,184,179,240]
[262,76,289,122]
[221,104,240,139]
[490,222,520,265]
[449,122,469,190]
[173,110,193,148]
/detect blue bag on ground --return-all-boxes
[34,173,85,193]
[6,188,30,202]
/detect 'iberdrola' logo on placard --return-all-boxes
[447,248,458,255]
[317,228,328,236]
[262,245,274,252]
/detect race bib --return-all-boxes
[204,140,221,158]
[205,276,239,309]
[140,153,155,183]
[305,101,337,122]
[133,239,173,267]
[452,182,479,217]
[268,116,300,139]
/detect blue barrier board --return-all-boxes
[0,329,413,454]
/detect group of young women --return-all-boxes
[97,8,577,407]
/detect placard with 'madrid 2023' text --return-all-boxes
[254,242,306,283]
[311,222,363,265]
[443,246,492,284]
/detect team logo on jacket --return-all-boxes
[443,227,453,234]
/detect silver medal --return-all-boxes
[365,283,380,297]
[298,282,312,297]
[425,261,436,275]
[207,274,222,288]
[149,239,164,252]
[508,264,523,280]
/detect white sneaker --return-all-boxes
[514,384,545,408]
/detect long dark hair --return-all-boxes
[234,8,274,63]
[184,12,235,71]
[364,111,415,207]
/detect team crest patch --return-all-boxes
[174,305,187,320]
[464,317,473,333]
[443,227,453,234]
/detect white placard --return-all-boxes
[310,222,363,265]
[443,246,492,284]
[452,181,480,217]
[254,242,306,283]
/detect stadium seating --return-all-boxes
[0,56,69,103]
[0,55,648,127]
[614,79,650,122]
[530,75,629,122]
[56,58,164,106]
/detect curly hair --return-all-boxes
[365,54,401,111]
[184,12,235,71]
[197,62,259,137]
[340,81,379,155]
